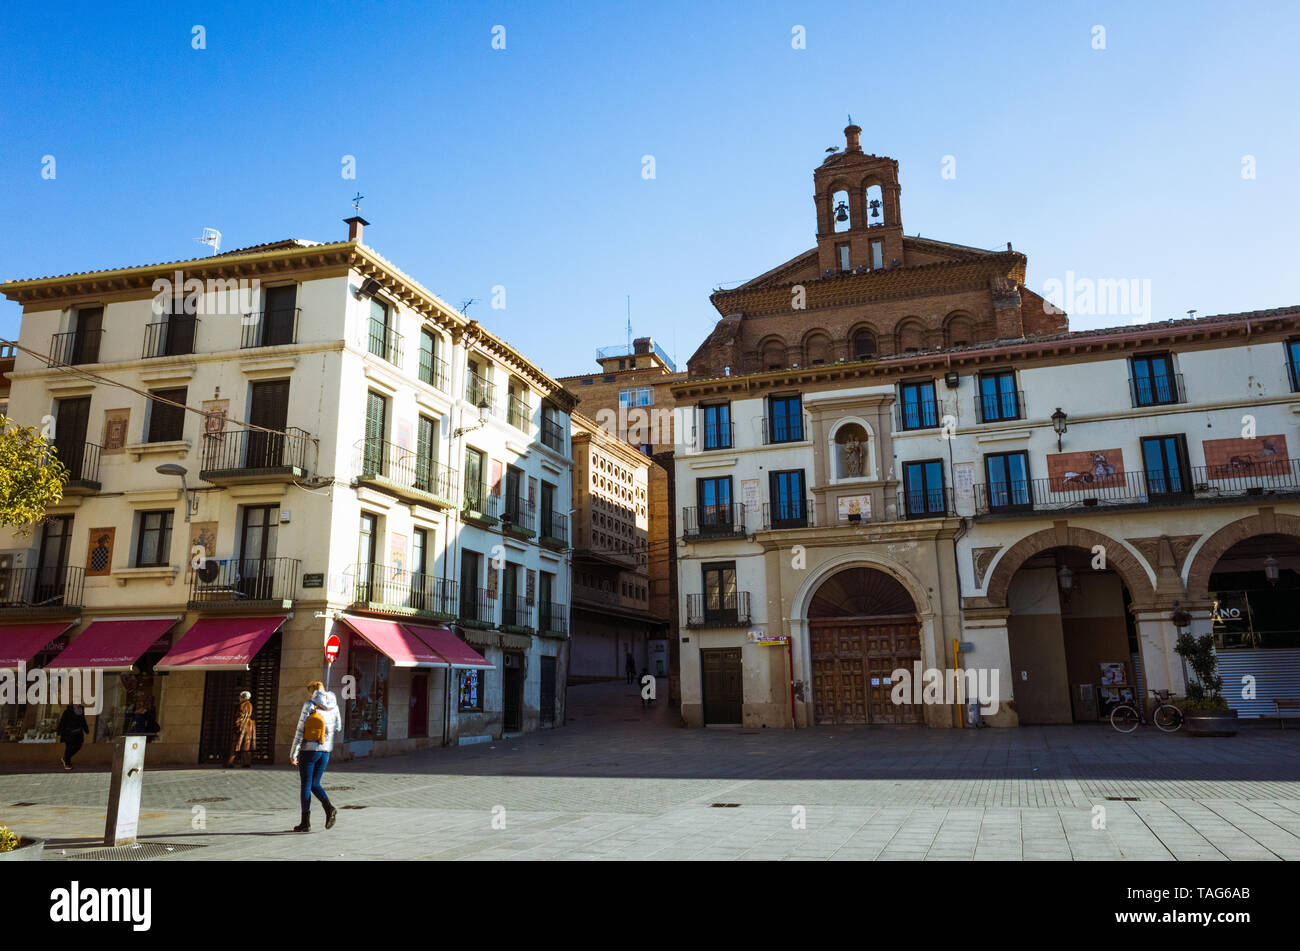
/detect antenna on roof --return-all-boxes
[195,228,221,255]
[626,295,632,353]
[351,193,364,213]
[460,298,477,317]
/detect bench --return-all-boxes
[1275,699,1300,729]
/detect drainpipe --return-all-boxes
[787,634,796,729]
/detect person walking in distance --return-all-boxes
[58,702,88,771]
[224,690,256,768]
[624,650,636,685]
[289,681,343,832]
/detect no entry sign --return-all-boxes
[324,633,341,664]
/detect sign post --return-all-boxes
[324,632,341,689]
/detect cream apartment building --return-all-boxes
[0,219,575,764]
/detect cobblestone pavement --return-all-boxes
[2,681,1299,860]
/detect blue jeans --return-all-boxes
[298,750,331,812]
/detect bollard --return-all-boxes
[104,733,148,846]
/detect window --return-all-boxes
[837,243,851,272]
[767,395,803,443]
[1142,435,1190,497]
[870,240,884,270]
[903,460,947,518]
[1288,339,1300,392]
[977,371,1020,422]
[346,635,389,740]
[504,465,523,522]
[853,330,876,360]
[368,298,390,359]
[539,571,555,631]
[541,403,564,451]
[362,391,387,476]
[619,387,654,407]
[899,380,939,430]
[411,528,429,609]
[700,403,732,450]
[696,476,734,533]
[984,451,1031,511]
[1131,353,1180,406]
[769,470,807,528]
[146,388,187,442]
[34,515,72,602]
[357,512,377,601]
[418,330,443,388]
[702,562,739,625]
[69,307,102,365]
[541,481,557,538]
[415,414,437,492]
[464,447,486,511]
[261,285,296,347]
[162,295,196,356]
[135,510,174,567]
[458,669,484,712]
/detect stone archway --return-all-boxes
[1185,510,1300,599]
[983,523,1156,608]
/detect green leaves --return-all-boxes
[0,416,67,534]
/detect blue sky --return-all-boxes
[1,1,1297,377]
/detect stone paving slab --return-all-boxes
[2,682,1299,861]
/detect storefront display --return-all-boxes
[459,669,483,712]
[346,635,389,740]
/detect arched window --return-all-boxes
[864,184,884,227]
[852,329,877,360]
[832,188,851,233]
[945,314,976,348]
[761,338,786,371]
[805,332,831,366]
[896,319,925,354]
[834,422,870,479]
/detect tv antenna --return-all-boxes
[460,298,477,316]
[195,228,221,255]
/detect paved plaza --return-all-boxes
[2,682,1299,861]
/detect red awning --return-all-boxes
[0,621,77,668]
[47,617,179,672]
[404,623,493,669]
[340,615,447,668]
[154,616,286,671]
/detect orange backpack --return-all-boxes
[303,706,327,744]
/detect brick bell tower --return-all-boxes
[813,122,905,277]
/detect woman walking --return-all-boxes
[224,690,256,768]
[289,680,342,832]
[58,702,88,771]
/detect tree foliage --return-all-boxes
[0,416,67,534]
[1174,631,1227,710]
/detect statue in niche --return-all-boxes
[842,435,865,478]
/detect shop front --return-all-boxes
[0,620,77,750]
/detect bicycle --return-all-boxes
[1109,689,1183,733]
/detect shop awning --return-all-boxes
[339,615,447,668]
[0,621,77,668]
[154,616,287,671]
[47,617,180,672]
[404,623,493,669]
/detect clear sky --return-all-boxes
[2,1,1297,378]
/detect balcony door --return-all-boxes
[464,447,485,510]
[72,307,102,364]
[240,505,279,600]
[697,476,732,534]
[415,414,436,492]
[985,451,1030,511]
[54,397,90,481]
[262,285,296,347]
[460,550,481,620]
[362,391,387,477]
[702,562,737,627]
[1142,435,1190,497]
[35,515,73,604]
[246,380,289,469]
[356,513,377,603]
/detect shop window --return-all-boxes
[458,669,484,712]
[346,635,389,741]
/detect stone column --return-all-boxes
[959,608,1017,727]
[1131,605,1194,697]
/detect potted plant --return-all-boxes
[1174,631,1238,736]
[0,826,43,862]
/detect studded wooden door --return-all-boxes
[701,648,743,724]
[810,616,922,724]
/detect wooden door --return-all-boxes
[539,656,557,727]
[247,380,289,468]
[701,648,742,724]
[55,397,90,479]
[409,673,429,738]
[262,285,296,346]
[810,616,922,724]
[503,652,523,732]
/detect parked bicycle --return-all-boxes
[1110,689,1183,733]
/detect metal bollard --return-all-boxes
[104,734,148,846]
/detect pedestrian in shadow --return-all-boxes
[289,681,342,832]
[625,651,636,685]
[224,690,256,768]
[58,702,88,771]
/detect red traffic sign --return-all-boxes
[324,634,341,664]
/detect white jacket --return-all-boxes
[290,689,343,760]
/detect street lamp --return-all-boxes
[453,400,491,438]
[155,463,194,522]
[1051,407,1068,453]
[1264,554,1280,585]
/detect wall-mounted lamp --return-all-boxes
[1056,563,1073,593]
[1170,602,1192,632]
[1051,407,1068,453]
[453,400,491,438]
[1264,554,1280,586]
[355,277,382,300]
[155,463,195,522]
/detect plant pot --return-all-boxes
[0,837,44,862]
[1184,708,1238,737]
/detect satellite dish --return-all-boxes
[197,559,221,583]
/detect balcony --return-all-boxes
[686,591,751,629]
[354,437,457,509]
[895,399,943,431]
[0,566,85,615]
[681,503,747,540]
[507,395,531,433]
[500,594,534,633]
[142,316,197,358]
[762,498,816,530]
[538,603,567,637]
[49,330,102,366]
[761,413,809,445]
[368,317,403,366]
[462,483,501,526]
[975,473,1163,516]
[899,486,957,519]
[349,563,458,620]
[459,585,495,629]
[187,557,299,610]
[540,510,568,549]
[53,440,102,494]
[974,390,1026,424]
[418,350,451,393]
[200,428,313,484]
[541,416,564,453]
[1129,373,1186,407]
[690,420,734,452]
[241,309,299,348]
[501,499,537,538]
[1195,457,1300,497]
[465,372,497,413]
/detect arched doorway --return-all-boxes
[807,567,922,724]
[1004,547,1140,724]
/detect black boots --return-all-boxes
[324,801,338,829]
[293,809,311,832]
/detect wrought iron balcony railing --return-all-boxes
[541,416,564,452]
[895,398,943,431]
[349,563,458,617]
[462,483,501,523]
[354,437,457,505]
[761,413,808,445]
[418,350,451,392]
[368,317,404,365]
[142,316,197,358]
[686,591,750,629]
[540,510,568,547]
[501,594,533,630]
[49,329,102,366]
[974,389,1026,424]
[501,499,537,535]
[459,585,494,627]
[465,372,497,413]
[53,440,102,488]
[1129,373,1186,408]
[508,395,531,433]
[681,503,747,540]
[762,498,816,530]
[899,486,957,519]
[241,308,299,348]
[0,565,85,611]
[539,603,567,635]
[188,557,298,607]
[201,427,313,479]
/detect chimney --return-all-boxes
[344,215,370,243]
[633,336,651,355]
[844,123,863,153]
